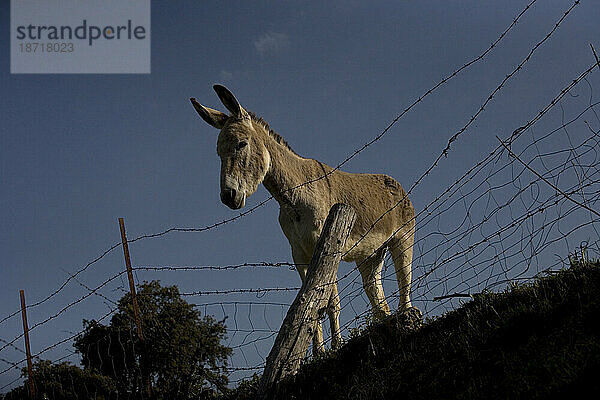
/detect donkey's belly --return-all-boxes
[342,232,391,262]
[279,205,389,263]
[278,206,325,259]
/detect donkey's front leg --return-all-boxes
[327,281,342,349]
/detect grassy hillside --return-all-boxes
[228,261,600,399]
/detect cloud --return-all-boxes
[253,31,290,56]
[219,70,233,81]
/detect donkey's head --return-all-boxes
[190,85,271,209]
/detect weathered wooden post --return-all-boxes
[19,290,35,400]
[256,203,356,400]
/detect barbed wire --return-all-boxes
[330,59,599,314]
[342,0,582,261]
[0,271,125,355]
[4,89,598,391]
[3,1,596,393]
[179,287,301,297]
[132,262,304,272]
[0,0,538,339]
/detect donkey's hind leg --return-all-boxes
[357,247,391,320]
[389,225,414,311]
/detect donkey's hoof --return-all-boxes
[331,336,344,350]
[397,306,422,331]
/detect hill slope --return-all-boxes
[229,261,600,399]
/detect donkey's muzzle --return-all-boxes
[221,188,244,209]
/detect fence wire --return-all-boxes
[4,1,600,396]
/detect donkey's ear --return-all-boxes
[190,98,229,129]
[213,84,247,117]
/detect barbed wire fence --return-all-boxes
[2,0,600,396]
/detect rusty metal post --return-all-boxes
[118,217,151,397]
[19,290,35,400]
[118,218,144,340]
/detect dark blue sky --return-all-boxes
[2,0,600,390]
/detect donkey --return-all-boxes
[190,85,416,352]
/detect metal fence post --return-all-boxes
[19,290,35,400]
[118,217,151,397]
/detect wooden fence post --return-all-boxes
[256,203,356,400]
[118,217,151,397]
[19,290,35,400]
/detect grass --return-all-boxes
[225,260,600,399]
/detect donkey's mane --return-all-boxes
[248,111,298,156]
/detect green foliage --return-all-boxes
[74,280,231,399]
[221,374,261,400]
[4,360,114,400]
[273,261,600,399]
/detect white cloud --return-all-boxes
[219,70,233,81]
[253,31,290,56]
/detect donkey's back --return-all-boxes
[289,159,414,263]
[332,170,414,262]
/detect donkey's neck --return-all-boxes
[262,139,315,209]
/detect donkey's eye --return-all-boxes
[236,141,248,150]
